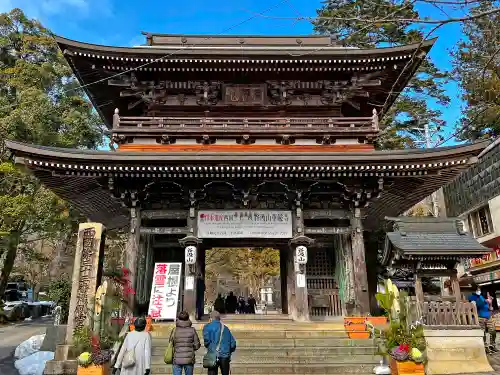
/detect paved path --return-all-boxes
[0,317,52,375]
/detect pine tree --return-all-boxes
[314,0,449,149]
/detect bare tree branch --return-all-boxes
[246,6,500,25]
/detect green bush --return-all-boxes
[47,278,71,324]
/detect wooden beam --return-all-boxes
[303,209,349,220]
[350,210,370,315]
[304,227,351,235]
[140,227,188,235]
[141,210,188,220]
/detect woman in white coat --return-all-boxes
[113,317,152,375]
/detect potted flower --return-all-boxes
[75,330,113,375]
[375,279,426,375]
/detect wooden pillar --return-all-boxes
[415,274,424,305]
[350,208,370,315]
[289,191,311,321]
[285,245,297,319]
[450,271,462,303]
[280,248,288,314]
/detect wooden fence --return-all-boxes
[409,300,479,327]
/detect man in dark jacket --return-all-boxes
[469,286,497,353]
[172,311,201,375]
[203,310,237,375]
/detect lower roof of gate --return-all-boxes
[5,140,489,230]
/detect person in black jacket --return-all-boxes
[172,311,201,375]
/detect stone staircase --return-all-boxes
[150,315,379,374]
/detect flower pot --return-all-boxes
[366,316,388,327]
[344,317,367,325]
[77,364,110,375]
[390,358,425,375]
[344,318,369,339]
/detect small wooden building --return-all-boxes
[381,216,491,303]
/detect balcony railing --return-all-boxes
[112,112,379,134]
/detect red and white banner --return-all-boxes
[148,263,182,320]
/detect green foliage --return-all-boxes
[47,278,71,324]
[0,8,104,296]
[314,0,449,149]
[453,1,500,140]
[205,248,280,301]
[375,280,426,363]
[73,326,93,354]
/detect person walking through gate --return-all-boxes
[196,272,205,320]
[247,294,257,314]
[203,310,237,375]
[172,311,201,375]
[113,317,152,375]
[225,291,238,314]
[469,285,497,353]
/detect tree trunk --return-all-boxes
[0,231,20,298]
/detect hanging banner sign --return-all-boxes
[197,210,293,239]
[295,246,308,264]
[148,262,182,320]
[185,246,197,265]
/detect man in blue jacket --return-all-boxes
[203,310,237,375]
[469,286,497,353]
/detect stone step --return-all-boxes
[152,347,378,358]
[151,353,378,365]
[216,314,293,321]
[152,337,376,348]
[151,363,377,374]
[151,329,351,339]
[152,323,351,333]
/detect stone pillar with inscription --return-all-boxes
[65,222,106,345]
[124,205,141,315]
[350,208,370,315]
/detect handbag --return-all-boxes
[122,341,139,369]
[163,328,176,364]
[203,322,225,369]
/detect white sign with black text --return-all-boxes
[296,274,306,288]
[197,210,293,239]
[185,246,197,265]
[148,262,182,320]
[295,246,308,264]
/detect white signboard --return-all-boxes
[197,210,292,239]
[296,274,306,288]
[185,246,197,265]
[295,246,308,264]
[148,262,182,320]
[185,276,195,291]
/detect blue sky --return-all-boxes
[2,0,470,145]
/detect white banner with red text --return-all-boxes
[148,262,182,320]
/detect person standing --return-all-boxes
[203,311,237,375]
[469,286,497,353]
[113,316,152,375]
[225,292,238,314]
[214,294,225,314]
[247,294,257,314]
[196,273,205,320]
[172,311,201,375]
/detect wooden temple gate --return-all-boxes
[5,33,490,322]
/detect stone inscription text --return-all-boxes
[74,228,95,331]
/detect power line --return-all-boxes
[0,0,290,114]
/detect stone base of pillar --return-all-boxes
[43,358,77,375]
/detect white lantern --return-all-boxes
[185,246,197,265]
[295,245,308,264]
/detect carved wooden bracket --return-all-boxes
[197,135,216,145]
[236,134,255,145]
[276,135,295,145]
[267,81,297,106]
[156,135,176,145]
[195,81,221,106]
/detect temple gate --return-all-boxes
[6,33,488,322]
